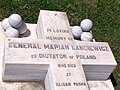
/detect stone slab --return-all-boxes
[88,79,115,90]
[0,67,44,90]
[37,10,74,41]
[4,38,117,80]
[3,38,89,90]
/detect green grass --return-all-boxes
[0,0,120,89]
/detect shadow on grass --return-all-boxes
[110,73,117,87]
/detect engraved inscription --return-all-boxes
[8,42,110,61]
[56,82,86,87]
[44,44,69,50]
[8,42,110,52]
[57,64,76,68]
[47,29,70,33]
[71,45,109,51]
[76,55,96,59]
[9,42,42,49]
[46,36,66,40]
[56,82,71,87]
[39,54,67,59]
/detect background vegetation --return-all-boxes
[0,0,120,89]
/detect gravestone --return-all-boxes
[36,10,117,80]
[2,10,117,90]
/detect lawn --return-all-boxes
[0,0,120,89]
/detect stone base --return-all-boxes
[88,79,114,90]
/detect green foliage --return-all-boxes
[0,0,120,89]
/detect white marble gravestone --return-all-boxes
[1,10,117,90]
[37,10,117,80]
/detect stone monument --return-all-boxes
[0,10,117,90]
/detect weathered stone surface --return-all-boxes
[37,10,74,41]
[88,79,115,90]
